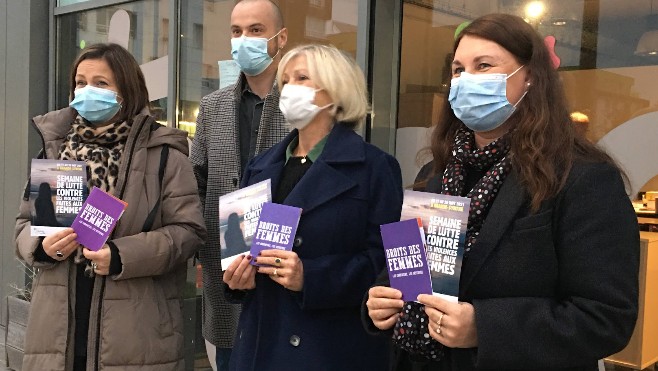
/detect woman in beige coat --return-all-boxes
[14,43,206,371]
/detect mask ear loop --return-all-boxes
[267,28,285,59]
[513,90,528,108]
[506,65,525,80]
[320,103,335,114]
[267,28,284,42]
[312,87,336,114]
[490,78,528,129]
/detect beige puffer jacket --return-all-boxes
[14,107,207,371]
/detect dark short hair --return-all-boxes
[69,43,150,122]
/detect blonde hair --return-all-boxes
[277,44,368,128]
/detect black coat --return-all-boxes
[363,160,639,371]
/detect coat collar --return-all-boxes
[32,107,78,144]
[248,123,365,214]
[231,73,280,100]
[459,171,526,295]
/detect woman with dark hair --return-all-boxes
[364,13,639,370]
[223,212,248,257]
[15,43,206,371]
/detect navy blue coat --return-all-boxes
[228,124,403,371]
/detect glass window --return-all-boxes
[58,0,95,6]
[178,0,361,137]
[396,0,658,197]
[56,0,170,123]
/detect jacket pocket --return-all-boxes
[152,278,174,337]
[511,209,553,231]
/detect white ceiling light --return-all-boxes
[636,0,658,56]
[636,30,658,55]
[525,1,545,20]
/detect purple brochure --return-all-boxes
[249,202,302,266]
[380,218,432,302]
[71,187,127,251]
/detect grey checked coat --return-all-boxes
[190,74,289,348]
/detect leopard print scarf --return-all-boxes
[58,116,132,195]
[58,116,132,268]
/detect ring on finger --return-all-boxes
[56,250,64,258]
[437,311,444,327]
[274,258,282,266]
[91,262,98,270]
[436,325,442,335]
[273,268,278,277]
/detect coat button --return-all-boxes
[289,335,301,347]
[293,236,303,247]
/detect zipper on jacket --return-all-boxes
[93,277,106,371]
[92,114,150,370]
[117,115,150,200]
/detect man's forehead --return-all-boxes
[231,2,275,26]
[230,21,268,29]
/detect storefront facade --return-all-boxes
[2,0,657,368]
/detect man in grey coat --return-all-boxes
[189,0,289,369]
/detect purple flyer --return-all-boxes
[72,187,127,251]
[249,202,302,266]
[380,218,432,302]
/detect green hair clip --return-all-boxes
[454,21,471,40]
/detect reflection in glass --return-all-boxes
[178,0,360,137]
[58,0,94,6]
[396,0,658,194]
[56,0,169,123]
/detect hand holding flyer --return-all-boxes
[71,187,127,251]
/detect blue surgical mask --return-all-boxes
[448,65,527,132]
[69,85,121,124]
[231,29,283,76]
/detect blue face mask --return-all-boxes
[69,85,121,124]
[448,65,527,132]
[231,29,282,76]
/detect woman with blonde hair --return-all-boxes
[223,44,403,370]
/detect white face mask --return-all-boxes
[279,84,332,130]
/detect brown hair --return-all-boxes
[69,43,150,122]
[428,13,622,211]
